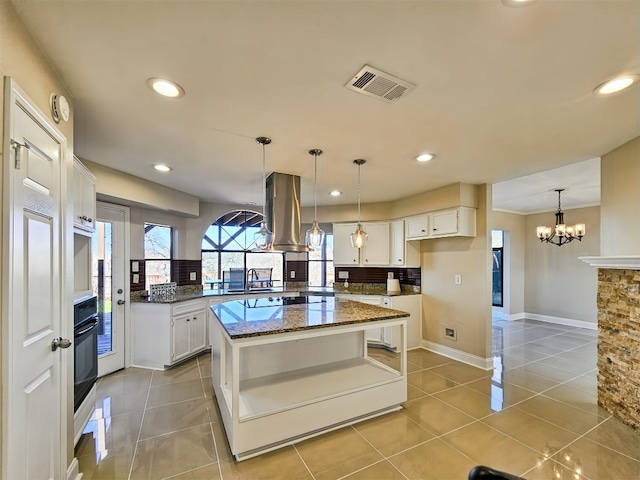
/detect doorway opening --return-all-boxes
[492,230,504,308]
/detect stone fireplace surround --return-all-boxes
[580,256,640,431]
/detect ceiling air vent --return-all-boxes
[344,65,416,103]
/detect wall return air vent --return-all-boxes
[344,65,416,102]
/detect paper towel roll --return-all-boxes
[387,278,400,293]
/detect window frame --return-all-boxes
[144,222,174,289]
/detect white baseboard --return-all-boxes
[507,312,526,321]
[422,341,494,370]
[525,312,597,330]
[67,457,81,480]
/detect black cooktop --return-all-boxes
[243,295,326,308]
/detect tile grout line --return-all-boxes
[198,354,225,480]
[127,372,153,480]
[292,444,317,480]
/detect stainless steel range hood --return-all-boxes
[265,172,309,252]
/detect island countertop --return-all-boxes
[210,295,409,339]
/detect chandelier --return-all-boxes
[536,189,585,246]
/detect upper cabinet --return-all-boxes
[333,223,360,265]
[405,207,476,241]
[361,222,390,266]
[333,222,390,266]
[73,157,96,235]
[391,219,420,267]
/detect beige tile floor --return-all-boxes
[76,318,640,479]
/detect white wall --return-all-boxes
[524,206,600,324]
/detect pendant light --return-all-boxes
[254,136,274,250]
[305,148,326,250]
[351,159,368,249]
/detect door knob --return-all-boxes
[51,337,72,351]
[117,299,126,305]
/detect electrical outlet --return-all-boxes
[290,270,296,279]
[338,271,349,280]
[445,327,457,341]
[190,272,196,281]
[133,273,139,284]
[455,274,462,285]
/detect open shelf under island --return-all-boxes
[210,295,409,461]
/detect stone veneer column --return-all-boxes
[597,268,640,430]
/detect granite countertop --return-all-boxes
[132,284,420,304]
[210,295,409,339]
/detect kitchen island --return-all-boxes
[210,295,409,461]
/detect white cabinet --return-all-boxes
[405,207,476,240]
[406,215,429,240]
[361,222,390,265]
[171,307,206,363]
[73,157,96,234]
[132,299,208,369]
[337,294,422,350]
[391,219,420,267]
[333,222,390,266]
[333,223,359,265]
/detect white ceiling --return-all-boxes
[11,0,640,213]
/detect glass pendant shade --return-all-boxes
[254,137,273,251]
[254,221,273,250]
[306,148,325,250]
[351,223,368,249]
[351,159,368,249]
[305,220,325,250]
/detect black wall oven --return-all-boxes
[74,296,99,412]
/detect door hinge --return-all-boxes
[10,139,29,170]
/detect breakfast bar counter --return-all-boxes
[209,296,409,460]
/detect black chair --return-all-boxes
[468,466,526,480]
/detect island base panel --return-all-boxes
[215,378,406,460]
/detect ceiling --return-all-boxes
[11,0,640,214]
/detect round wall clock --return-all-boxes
[50,93,70,123]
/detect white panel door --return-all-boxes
[3,79,67,479]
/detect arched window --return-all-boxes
[201,210,284,290]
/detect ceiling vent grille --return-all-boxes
[345,65,416,103]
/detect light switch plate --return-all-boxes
[133,273,139,284]
[190,272,196,281]
[338,271,349,279]
[132,261,139,272]
[290,271,296,279]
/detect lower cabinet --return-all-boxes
[132,299,208,369]
[336,294,422,350]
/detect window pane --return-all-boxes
[202,225,219,249]
[326,235,334,261]
[247,252,284,286]
[308,261,322,287]
[146,260,171,290]
[325,261,334,286]
[144,224,172,259]
[308,246,322,261]
[202,252,220,289]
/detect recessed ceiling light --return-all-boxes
[501,0,537,6]
[146,77,185,98]
[594,74,640,95]
[330,190,341,197]
[153,164,172,172]
[416,153,435,162]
